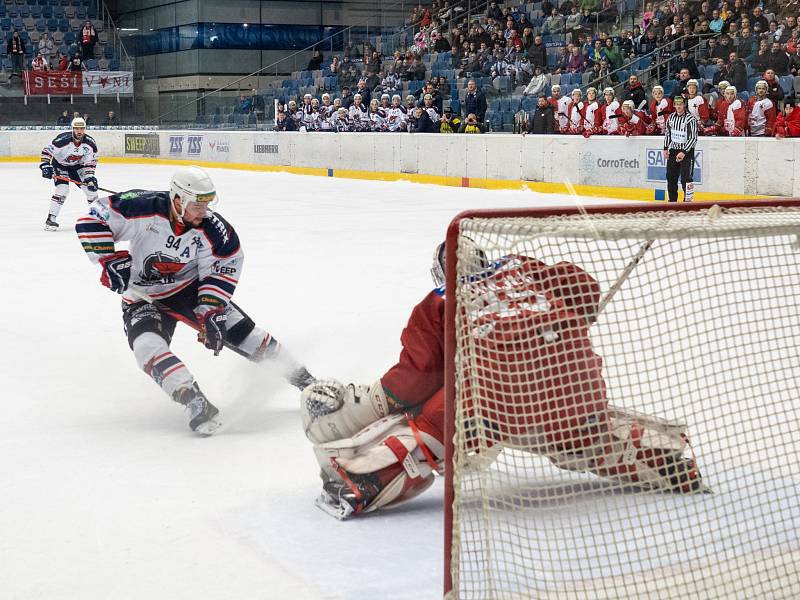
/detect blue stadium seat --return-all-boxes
[560,72,572,85]
[779,75,794,95]
[19,6,30,18]
[58,18,70,31]
[737,91,750,102]
[103,46,113,58]
[53,6,65,19]
[7,7,18,19]
[662,80,677,96]
[63,31,74,44]
[747,76,760,92]
[1,18,11,30]
[12,16,23,30]
[109,58,119,72]
[85,58,97,69]
[47,18,58,31]
[449,99,461,115]
[520,96,536,111]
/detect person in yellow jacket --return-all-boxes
[458,113,487,133]
[439,106,462,133]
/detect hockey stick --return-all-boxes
[127,285,251,359]
[53,175,117,194]
[589,239,655,324]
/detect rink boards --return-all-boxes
[0,129,797,200]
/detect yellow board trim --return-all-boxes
[1,155,767,201]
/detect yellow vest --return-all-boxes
[463,123,481,134]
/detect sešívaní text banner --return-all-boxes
[23,71,133,96]
[82,71,134,96]
[23,71,82,95]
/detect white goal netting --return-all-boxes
[446,204,800,600]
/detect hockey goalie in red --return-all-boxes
[301,241,705,520]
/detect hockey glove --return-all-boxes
[99,250,132,294]
[84,177,98,192]
[40,163,54,179]
[195,305,226,356]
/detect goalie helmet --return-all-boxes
[170,166,217,206]
[430,238,489,288]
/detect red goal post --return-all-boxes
[443,199,800,600]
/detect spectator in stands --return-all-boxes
[788,45,800,77]
[31,53,49,71]
[274,110,298,132]
[767,42,789,75]
[673,48,700,79]
[621,74,647,109]
[37,33,54,68]
[750,7,769,35]
[525,94,556,134]
[751,39,771,72]
[603,37,623,70]
[6,30,25,78]
[727,52,748,91]
[409,106,436,132]
[68,51,86,72]
[237,93,252,114]
[250,89,266,122]
[80,21,98,60]
[487,0,503,22]
[355,78,372,106]
[588,40,606,65]
[464,79,487,122]
[775,100,800,138]
[458,113,487,133]
[82,112,92,126]
[437,76,451,100]
[56,51,68,72]
[340,86,354,109]
[338,56,361,88]
[329,55,340,74]
[542,8,565,36]
[307,49,324,71]
[712,36,732,61]
[528,35,547,70]
[104,110,120,126]
[762,69,785,104]
[568,46,587,73]
[523,65,548,96]
[566,7,583,40]
[57,110,70,126]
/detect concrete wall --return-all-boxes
[2,129,797,199]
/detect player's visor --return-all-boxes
[190,190,218,209]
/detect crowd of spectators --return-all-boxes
[268,0,798,136]
[4,19,111,79]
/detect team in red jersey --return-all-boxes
[301,241,705,519]
[747,81,777,137]
[646,85,674,135]
[616,99,650,136]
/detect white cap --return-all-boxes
[71,117,86,128]
[170,166,216,205]
[622,99,635,108]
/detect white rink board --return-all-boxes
[0,129,798,197]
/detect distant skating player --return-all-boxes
[39,117,99,231]
[301,241,705,519]
[75,166,316,434]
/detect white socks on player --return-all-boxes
[133,332,194,397]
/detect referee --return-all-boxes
[662,95,698,202]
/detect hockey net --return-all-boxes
[443,201,800,600]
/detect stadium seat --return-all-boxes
[779,75,794,96]
[662,80,677,96]
[737,91,750,102]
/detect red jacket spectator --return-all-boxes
[775,103,800,138]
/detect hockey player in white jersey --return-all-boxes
[40,117,99,231]
[75,166,316,435]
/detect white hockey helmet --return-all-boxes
[755,80,768,92]
[431,238,489,289]
[170,166,217,207]
[687,78,699,88]
[71,117,86,129]
[622,99,635,109]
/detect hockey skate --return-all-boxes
[44,215,59,231]
[315,473,383,520]
[172,383,221,435]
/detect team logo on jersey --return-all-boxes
[140,251,184,284]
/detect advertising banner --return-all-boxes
[124,133,160,156]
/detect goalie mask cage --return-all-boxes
[443,200,800,600]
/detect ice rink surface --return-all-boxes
[0,163,631,600]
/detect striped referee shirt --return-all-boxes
[663,111,698,152]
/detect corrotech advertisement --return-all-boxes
[23,71,134,96]
[23,71,82,95]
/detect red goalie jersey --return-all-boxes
[380,255,605,450]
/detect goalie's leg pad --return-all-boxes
[302,379,390,444]
[548,410,704,493]
[314,414,443,518]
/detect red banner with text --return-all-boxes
[23,71,83,95]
